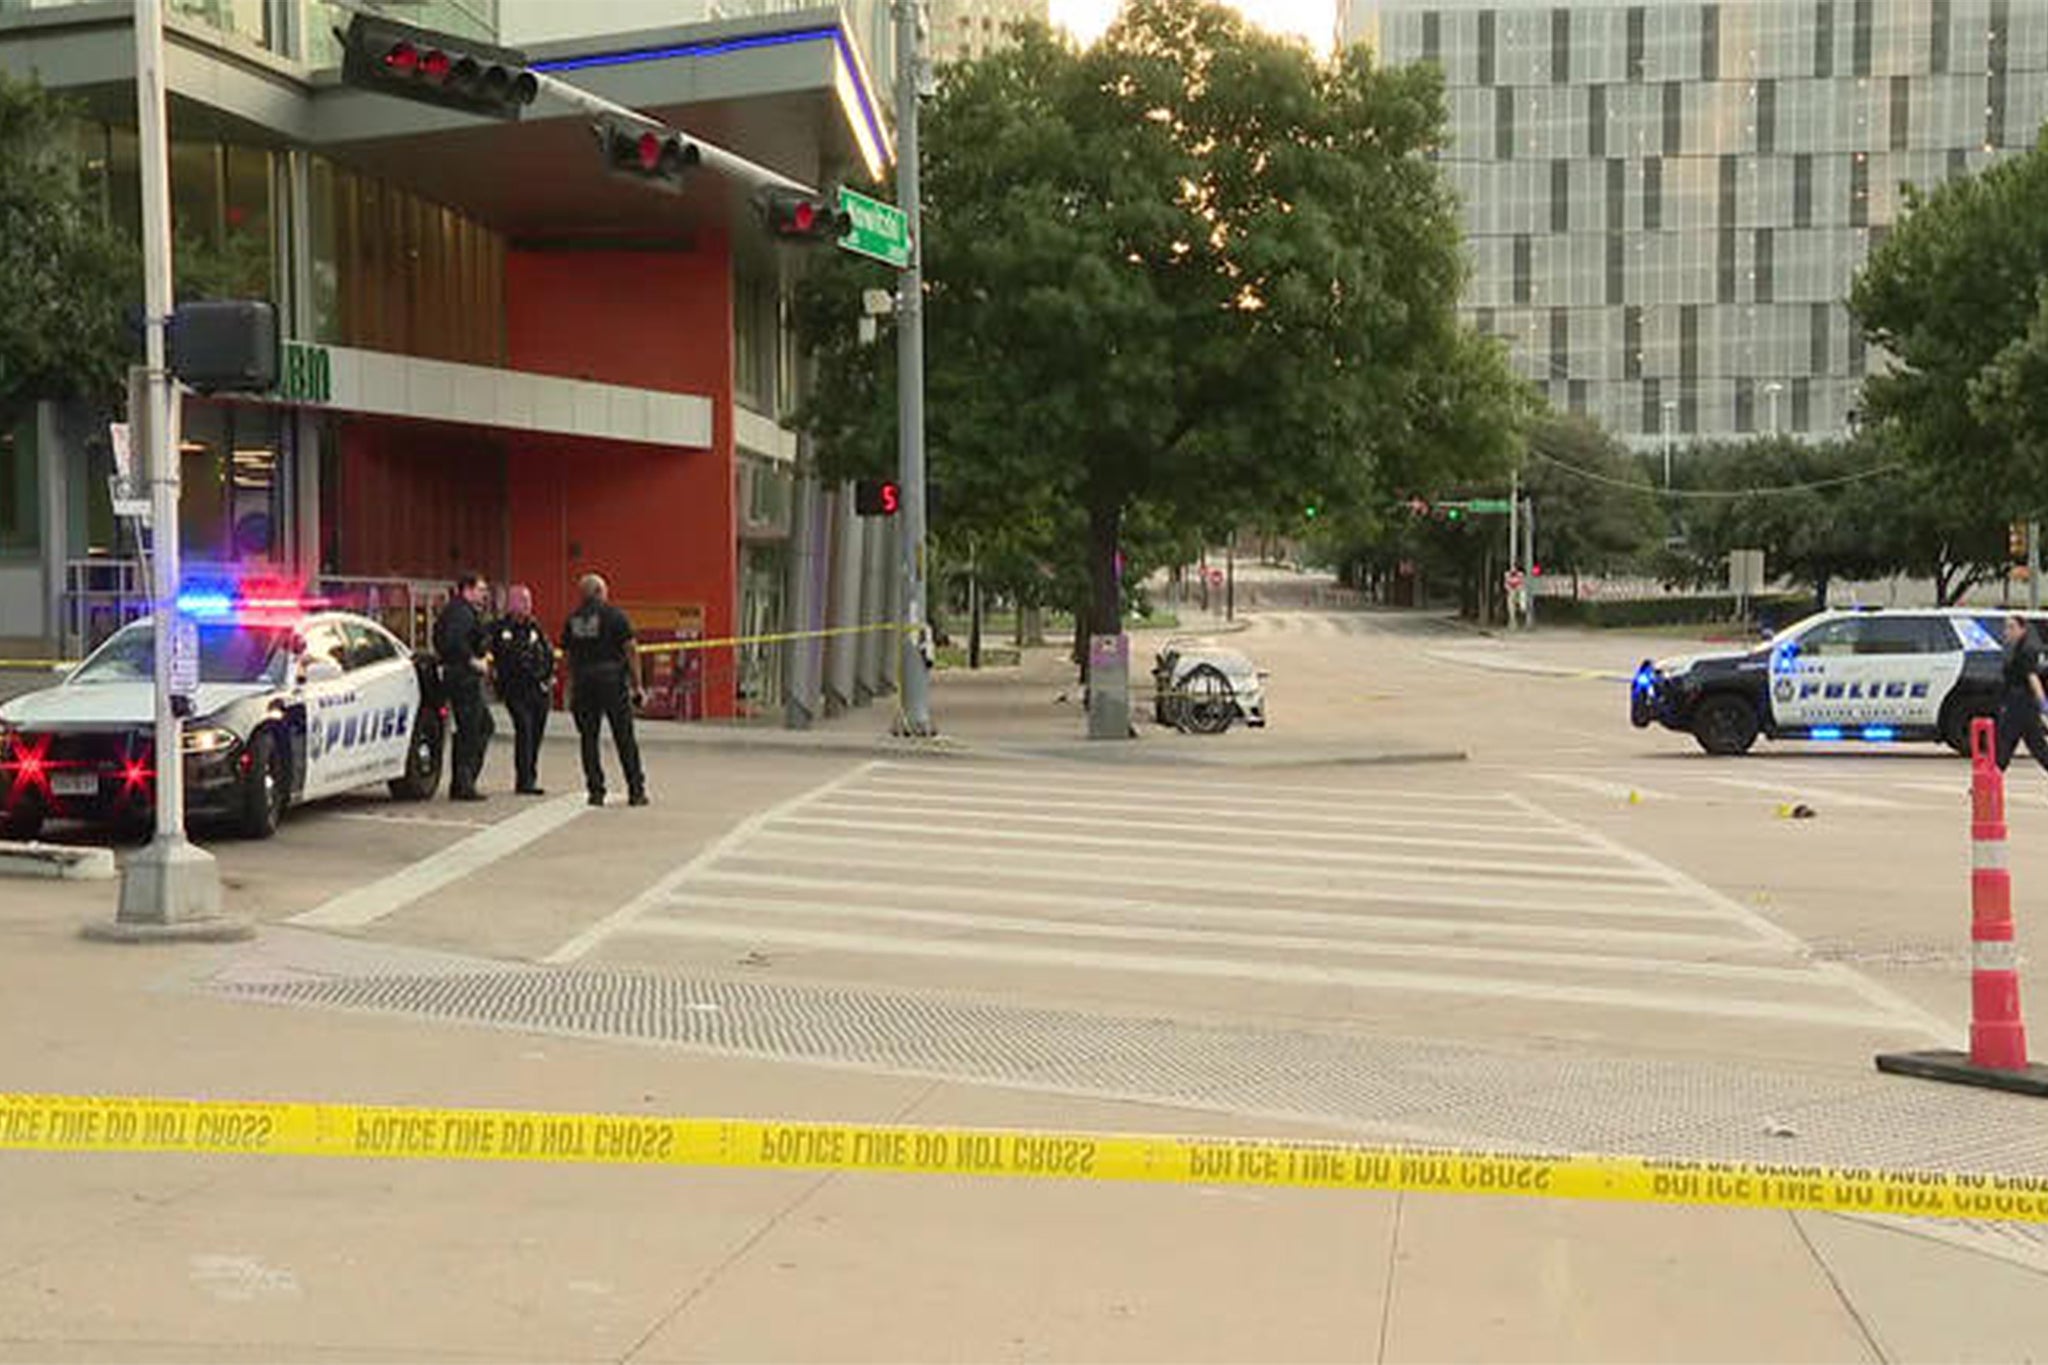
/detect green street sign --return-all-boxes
[1467,498,1513,514]
[837,186,911,269]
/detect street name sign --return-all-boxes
[837,187,911,269]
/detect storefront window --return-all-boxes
[178,403,288,569]
[0,416,38,558]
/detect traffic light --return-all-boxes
[854,478,900,516]
[593,119,701,193]
[338,14,539,120]
[758,188,847,244]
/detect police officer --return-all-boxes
[433,573,494,802]
[490,583,555,796]
[560,573,647,807]
[1996,613,2048,775]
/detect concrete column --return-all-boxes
[824,484,860,713]
[285,149,320,584]
[878,513,901,695]
[856,517,884,702]
[36,402,68,653]
[781,469,826,729]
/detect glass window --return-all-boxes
[0,415,37,558]
[300,621,352,673]
[1795,617,1865,656]
[1854,616,1951,654]
[72,621,290,686]
[345,621,401,669]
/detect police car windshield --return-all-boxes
[71,622,291,686]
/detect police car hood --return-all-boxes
[0,681,271,732]
[1655,644,1764,675]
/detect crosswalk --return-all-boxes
[1521,759,1979,814]
[555,760,1946,1046]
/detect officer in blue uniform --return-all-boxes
[433,573,493,802]
[490,583,555,796]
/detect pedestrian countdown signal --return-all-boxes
[855,479,900,517]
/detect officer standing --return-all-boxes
[560,572,647,807]
[490,583,555,796]
[434,573,494,802]
[1996,613,2048,775]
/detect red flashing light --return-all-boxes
[420,48,452,81]
[383,41,419,73]
[790,201,816,234]
[9,741,47,791]
[121,760,152,791]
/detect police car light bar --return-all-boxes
[175,579,326,623]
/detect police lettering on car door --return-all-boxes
[1767,615,1957,730]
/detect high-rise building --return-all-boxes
[1338,1,2048,445]
[929,0,1050,64]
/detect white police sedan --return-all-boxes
[0,607,445,840]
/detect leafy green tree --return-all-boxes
[1519,412,1661,595]
[0,74,137,430]
[795,0,1522,654]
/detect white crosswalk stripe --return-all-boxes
[1513,763,1968,811]
[559,761,1945,1040]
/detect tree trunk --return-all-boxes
[1812,574,1831,613]
[1087,500,1123,640]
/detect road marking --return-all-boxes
[864,764,1516,809]
[1527,773,1678,802]
[656,891,1831,987]
[621,919,1907,1029]
[762,816,1671,883]
[802,798,1578,857]
[333,812,494,832]
[1703,777,1909,810]
[1505,793,1951,1041]
[288,794,590,930]
[683,869,1773,953]
[543,763,879,965]
[826,783,1523,836]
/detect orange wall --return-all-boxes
[502,239,735,655]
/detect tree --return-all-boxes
[1519,412,1661,595]
[796,1,1522,659]
[1671,436,1904,610]
[0,74,137,431]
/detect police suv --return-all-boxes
[1630,608,2033,756]
[0,606,445,840]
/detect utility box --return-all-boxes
[169,300,279,394]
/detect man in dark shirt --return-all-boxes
[433,573,494,801]
[1996,613,2048,774]
[490,583,556,796]
[560,572,647,807]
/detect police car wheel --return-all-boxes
[1693,694,1760,756]
[388,707,445,801]
[237,729,287,840]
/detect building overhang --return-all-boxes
[0,4,893,242]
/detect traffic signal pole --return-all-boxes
[528,71,818,199]
[891,0,934,736]
[93,0,244,942]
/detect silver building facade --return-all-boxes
[1339,0,2048,445]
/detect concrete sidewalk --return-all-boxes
[3,880,2047,1361]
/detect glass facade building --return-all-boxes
[1340,0,2048,444]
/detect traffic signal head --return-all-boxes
[593,120,700,193]
[854,478,900,517]
[339,14,538,120]
[758,189,847,244]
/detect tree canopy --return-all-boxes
[0,73,136,425]
[795,0,1523,637]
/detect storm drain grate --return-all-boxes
[217,966,2048,1179]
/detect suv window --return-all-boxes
[1854,616,1953,655]
[1793,618,1864,658]
[345,621,401,669]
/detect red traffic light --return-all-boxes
[383,41,418,73]
[593,121,700,192]
[636,131,663,171]
[420,47,451,80]
[340,14,538,121]
[759,189,844,243]
[854,479,899,517]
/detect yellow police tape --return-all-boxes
[4,1092,2045,1223]
[634,622,914,657]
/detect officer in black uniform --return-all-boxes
[490,583,555,796]
[1996,613,2048,775]
[433,573,494,802]
[560,572,647,807]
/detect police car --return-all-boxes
[0,601,446,841]
[1630,608,2037,756]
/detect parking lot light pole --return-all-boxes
[92,0,246,943]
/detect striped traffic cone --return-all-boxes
[1877,717,2048,1096]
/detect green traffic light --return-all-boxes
[1304,505,1318,520]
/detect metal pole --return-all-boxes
[892,0,933,735]
[2030,521,2042,612]
[1523,495,1536,630]
[1507,472,1520,630]
[102,0,235,939]
[1225,533,1235,622]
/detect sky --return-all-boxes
[1048,0,1339,52]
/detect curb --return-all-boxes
[0,842,116,881]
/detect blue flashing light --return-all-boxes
[1633,665,1656,694]
[1810,726,1843,741]
[176,590,235,619]
[1862,725,1897,741]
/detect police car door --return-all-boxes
[296,619,360,801]
[1770,615,1951,733]
[343,620,419,786]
